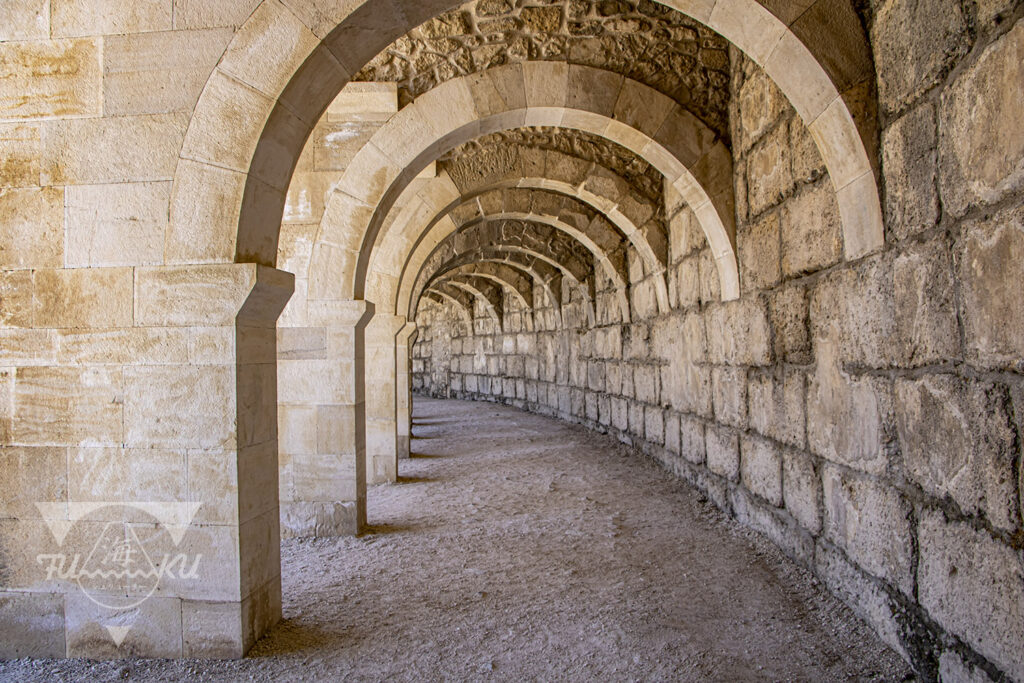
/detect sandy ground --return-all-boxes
[2,397,913,682]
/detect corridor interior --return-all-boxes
[0,397,911,681]
[0,0,1020,678]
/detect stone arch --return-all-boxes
[415,241,589,327]
[169,0,880,280]
[430,251,568,325]
[307,64,736,304]
[422,288,474,329]
[404,212,632,323]
[429,262,534,312]
[368,172,673,316]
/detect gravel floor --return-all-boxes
[1,397,913,682]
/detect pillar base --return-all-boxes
[280,501,360,538]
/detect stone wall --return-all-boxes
[412,7,1024,679]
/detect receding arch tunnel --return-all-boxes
[0,0,1020,679]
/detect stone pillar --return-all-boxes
[278,300,373,537]
[395,323,418,459]
[0,263,293,659]
[364,314,406,484]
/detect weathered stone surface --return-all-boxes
[736,66,788,153]
[918,509,1024,681]
[0,187,63,269]
[788,117,824,186]
[0,447,67,520]
[123,365,235,450]
[12,366,123,446]
[730,486,813,566]
[706,297,771,366]
[939,21,1024,218]
[0,0,50,41]
[740,435,782,506]
[895,375,1018,532]
[747,369,805,449]
[0,592,64,658]
[64,182,170,267]
[738,210,780,292]
[0,270,35,327]
[679,414,705,465]
[103,28,234,116]
[810,257,895,368]
[882,102,938,240]
[65,592,182,658]
[354,0,731,136]
[872,0,969,113]
[768,284,810,365]
[42,113,189,185]
[705,424,739,482]
[0,123,41,188]
[893,236,960,367]
[34,267,134,328]
[958,205,1024,370]
[0,38,101,120]
[52,0,172,36]
[172,0,262,29]
[814,541,907,661]
[806,332,893,475]
[780,181,842,278]
[711,366,746,428]
[746,122,791,216]
[783,448,820,534]
[822,466,914,597]
[938,651,998,683]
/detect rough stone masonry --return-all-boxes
[0,0,1021,680]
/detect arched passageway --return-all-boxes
[0,0,1020,679]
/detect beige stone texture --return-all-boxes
[738,210,780,291]
[746,122,791,216]
[34,267,134,328]
[782,448,820,535]
[0,592,64,658]
[173,0,263,29]
[0,187,63,269]
[814,542,907,661]
[103,28,234,116]
[0,446,67,520]
[0,270,35,327]
[806,330,891,477]
[123,365,235,449]
[740,435,782,506]
[872,0,968,114]
[64,182,170,267]
[52,0,172,36]
[166,160,245,264]
[882,102,938,240]
[12,366,123,446]
[896,375,1018,532]
[918,509,1024,681]
[42,113,188,185]
[958,205,1024,370]
[218,0,319,99]
[0,0,50,41]
[939,21,1024,217]
[180,70,273,173]
[0,38,101,121]
[780,182,842,277]
[822,465,914,597]
[0,123,42,188]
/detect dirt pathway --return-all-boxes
[2,397,912,682]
